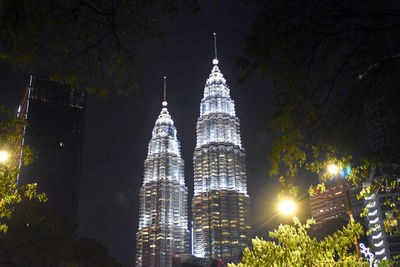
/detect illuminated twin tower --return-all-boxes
[136,37,251,267]
[135,78,190,267]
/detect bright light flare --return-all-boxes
[0,151,9,163]
[327,164,339,175]
[279,199,296,215]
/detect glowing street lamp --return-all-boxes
[0,151,9,163]
[327,164,340,175]
[279,199,296,215]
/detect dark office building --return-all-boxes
[365,96,400,163]
[17,74,86,229]
[363,98,400,261]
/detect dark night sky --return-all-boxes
[0,1,312,265]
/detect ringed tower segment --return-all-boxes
[136,78,189,267]
[192,38,251,260]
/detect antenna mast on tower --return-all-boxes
[213,33,219,65]
[162,76,167,107]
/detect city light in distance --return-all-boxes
[279,199,296,215]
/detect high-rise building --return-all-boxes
[192,56,251,260]
[363,96,400,261]
[136,91,189,267]
[17,74,86,228]
[309,170,364,237]
[364,174,400,261]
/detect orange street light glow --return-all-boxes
[279,199,296,215]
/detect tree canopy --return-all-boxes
[0,0,199,95]
[242,0,400,232]
[0,107,46,233]
[228,217,382,267]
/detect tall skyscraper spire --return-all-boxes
[213,33,218,61]
[192,36,251,260]
[163,76,167,105]
[136,78,189,267]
